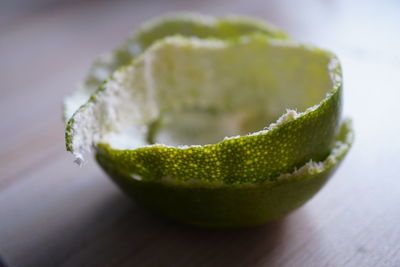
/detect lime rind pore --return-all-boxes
[66,34,343,184]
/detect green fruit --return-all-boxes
[64,14,353,227]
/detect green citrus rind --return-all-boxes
[96,120,353,228]
[64,14,353,227]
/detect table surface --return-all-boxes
[1,0,400,266]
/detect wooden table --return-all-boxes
[1,0,399,266]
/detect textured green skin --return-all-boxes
[65,14,354,227]
[95,81,341,184]
[66,15,341,179]
[68,35,343,184]
[96,122,352,228]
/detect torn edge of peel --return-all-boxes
[276,143,348,181]
[63,53,117,123]
[73,152,85,166]
[277,121,353,182]
[67,70,127,166]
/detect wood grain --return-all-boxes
[1,0,400,266]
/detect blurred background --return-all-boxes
[1,0,400,266]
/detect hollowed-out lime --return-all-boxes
[64,14,353,227]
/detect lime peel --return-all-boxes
[64,14,353,227]
[67,34,342,184]
[95,120,353,227]
[98,119,353,187]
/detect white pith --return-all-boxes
[66,36,341,167]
